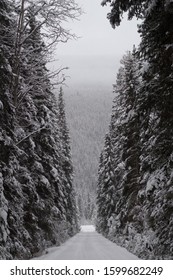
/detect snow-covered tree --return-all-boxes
[96,66,126,234]
[0,0,80,260]
[96,51,143,255]
[57,87,79,234]
[11,0,81,109]
[101,0,144,28]
[96,134,117,234]
[57,87,73,175]
[0,0,18,259]
[117,51,141,227]
[101,0,173,27]
[100,0,173,260]
[135,0,173,258]
[0,0,14,130]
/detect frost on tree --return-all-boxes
[96,51,141,242]
[0,0,80,259]
[57,87,79,235]
[96,48,173,259]
[136,0,173,258]
[96,134,116,235]
[98,0,173,260]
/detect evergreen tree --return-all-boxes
[100,0,173,259]
[0,0,14,132]
[101,0,173,28]
[101,0,144,27]
[57,87,73,179]
[85,192,95,221]
[57,87,79,235]
[136,0,173,258]
[0,1,80,259]
[96,51,143,254]
[138,0,173,163]
[96,134,116,234]
[0,0,20,259]
[15,10,79,251]
[117,51,141,227]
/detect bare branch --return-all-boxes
[10,0,82,110]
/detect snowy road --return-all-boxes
[33,225,139,260]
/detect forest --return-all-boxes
[0,0,173,260]
[0,0,80,259]
[97,0,173,259]
[63,86,114,223]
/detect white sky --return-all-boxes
[54,0,141,89]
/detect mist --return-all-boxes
[56,54,120,90]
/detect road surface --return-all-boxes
[33,225,139,260]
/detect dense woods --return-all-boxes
[64,87,114,223]
[97,0,173,259]
[0,0,80,259]
[1,0,173,261]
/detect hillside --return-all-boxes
[62,86,115,221]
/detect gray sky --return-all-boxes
[55,0,141,89]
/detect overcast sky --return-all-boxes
[54,0,141,89]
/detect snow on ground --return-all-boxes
[80,225,95,232]
[32,225,139,260]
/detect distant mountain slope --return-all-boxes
[62,86,115,220]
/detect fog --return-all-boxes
[53,0,141,90]
[55,54,120,90]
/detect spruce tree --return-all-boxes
[101,0,144,27]
[0,1,79,259]
[57,87,79,235]
[101,0,173,259]
[0,0,14,131]
[0,0,22,259]
[138,0,173,163]
[0,0,10,255]
[57,87,73,179]
[117,51,141,226]
[96,51,143,252]
[136,1,173,258]
[96,135,116,234]
[16,10,78,250]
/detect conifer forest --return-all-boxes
[0,0,173,260]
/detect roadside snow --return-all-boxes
[32,225,139,260]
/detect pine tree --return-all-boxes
[0,0,14,131]
[0,1,80,259]
[117,51,141,226]
[96,51,143,251]
[138,0,173,164]
[57,87,73,178]
[101,0,144,28]
[57,87,79,235]
[11,8,60,254]
[101,0,173,259]
[136,1,173,258]
[17,10,79,250]
[101,0,173,28]
[0,0,19,259]
[96,134,116,234]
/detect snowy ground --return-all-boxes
[80,225,95,232]
[32,225,139,260]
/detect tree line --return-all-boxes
[97,0,173,259]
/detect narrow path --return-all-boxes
[33,225,139,260]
